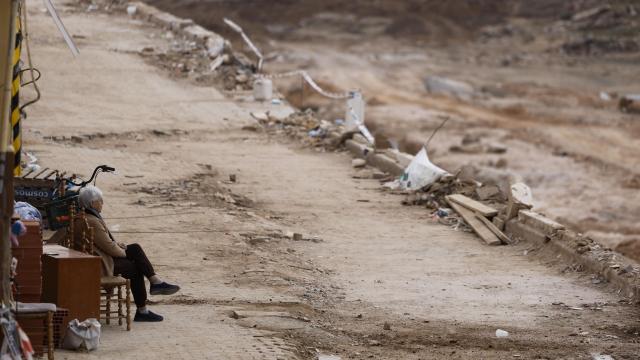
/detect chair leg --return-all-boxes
[105,291,111,325]
[126,280,131,331]
[118,285,123,326]
[47,311,54,360]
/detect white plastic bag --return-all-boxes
[398,147,448,190]
[63,319,101,351]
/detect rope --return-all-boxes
[260,70,352,100]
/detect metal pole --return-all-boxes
[0,0,19,306]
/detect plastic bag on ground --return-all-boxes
[62,318,101,351]
[397,147,448,190]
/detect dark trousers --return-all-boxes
[113,243,156,308]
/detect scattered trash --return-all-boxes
[63,318,102,351]
[308,127,327,138]
[495,329,509,338]
[599,91,612,101]
[271,98,282,105]
[253,78,273,101]
[435,208,450,218]
[126,5,137,16]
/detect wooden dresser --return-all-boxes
[41,245,101,322]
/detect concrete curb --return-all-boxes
[506,213,640,300]
[127,2,225,50]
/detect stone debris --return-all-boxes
[352,158,366,168]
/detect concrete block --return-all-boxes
[382,149,413,168]
[344,139,372,159]
[352,133,368,145]
[183,24,214,44]
[504,219,547,245]
[366,153,404,176]
[517,210,564,236]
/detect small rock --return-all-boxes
[229,174,237,183]
[495,329,509,338]
[352,158,366,168]
[367,340,381,346]
[494,158,508,168]
[235,73,249,83]
[487,143,508,154]
[383,322,391,331]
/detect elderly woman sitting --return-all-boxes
[75,186,179,322]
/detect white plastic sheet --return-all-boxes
[398,147,448,190]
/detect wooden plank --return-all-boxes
[447,194,498,218]
[447,198,502,246]
[475,213,512,245]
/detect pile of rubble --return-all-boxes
[559,4,640,56]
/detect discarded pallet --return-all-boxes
[447,194,498,218]
[446,197,502,246]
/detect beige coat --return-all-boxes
[73,212,126,276]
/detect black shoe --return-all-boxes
[134,310,163,322]
[150,282,180,295]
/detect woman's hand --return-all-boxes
[117,242,127,250]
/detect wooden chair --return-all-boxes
[66,207,131,331]
[13,302,55,360]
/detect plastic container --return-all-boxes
[345,91,365,129]
[253,78,273,101]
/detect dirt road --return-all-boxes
[21,1,640,359]
[146,0,640,261]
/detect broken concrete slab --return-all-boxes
[382,149,414,168]
[128,2,194,31]
[475,185,502,201]
[518,210,565,236]
[505,182,533,220]
[345,139,373,159]
[367,153,404,176]
[183,24,215,44]
[206,35,225,58]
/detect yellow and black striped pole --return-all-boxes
[10,11,21,176]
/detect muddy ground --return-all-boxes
[144,0,640,262]
[21,1,640,359]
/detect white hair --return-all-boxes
[78,186,103,209]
